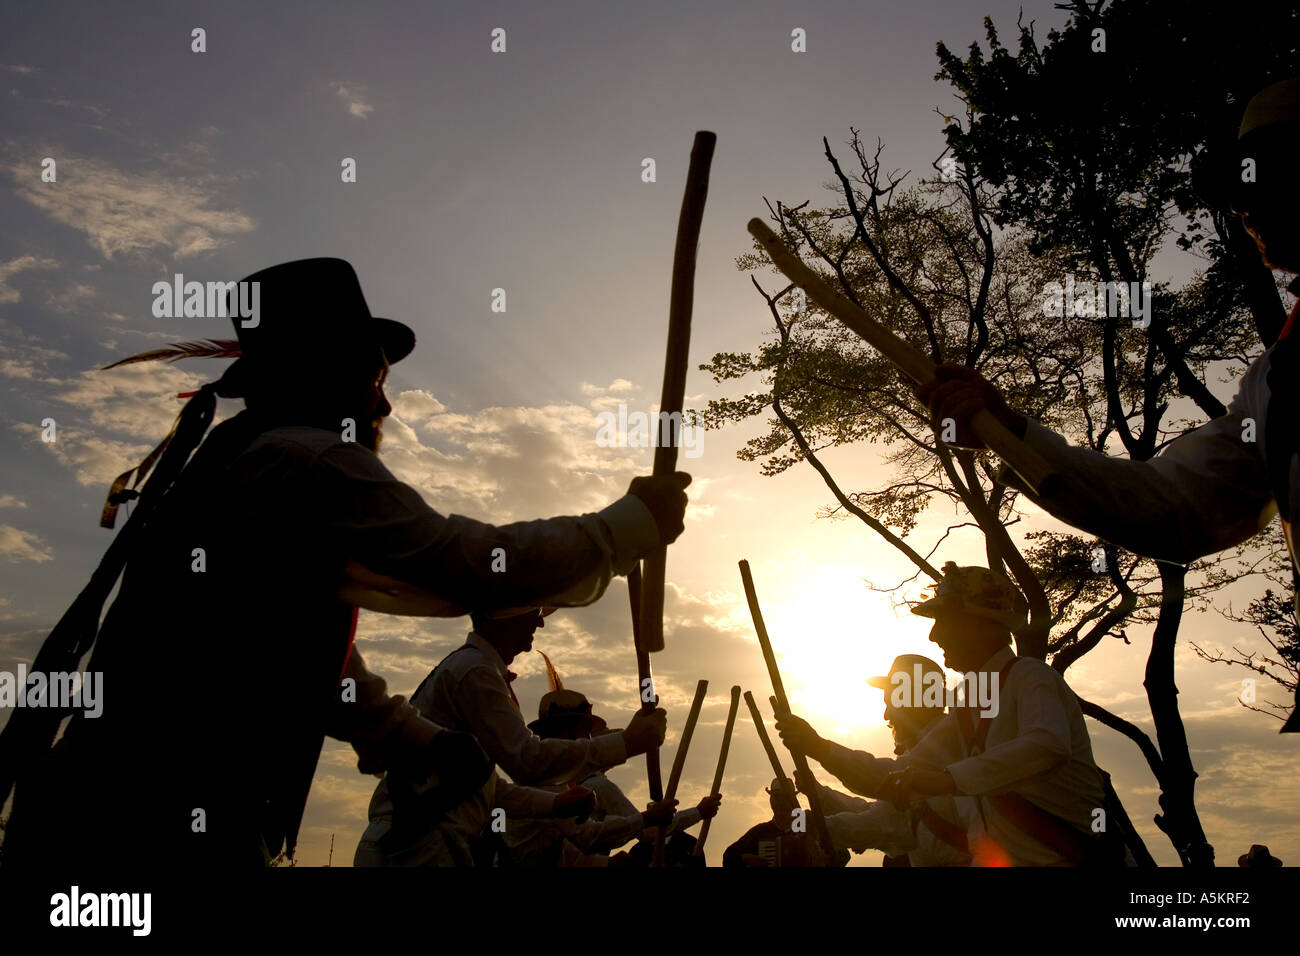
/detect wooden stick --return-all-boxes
[693,684,740,856]
[653,677,708,866]
[738,559,834,863]
[630,564,668,867]
[744,690,796,804]
[639,131,718,653]
[627,564,663,803]
[746,217,1060,498]
[664,679,709,801]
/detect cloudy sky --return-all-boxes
[1,0,1296,868]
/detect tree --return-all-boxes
[1191,535,1300,723]
[705,128,1271,865]
[932,0,1298,863]
[705,133,1177,859]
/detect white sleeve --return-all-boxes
[818,784,874,815]
[825,804,917,857]
[1012,356,1275,564]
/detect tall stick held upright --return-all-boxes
[738,559,834,863]
[627,564,663,803]
[693,684,740,856]
[639,131,717,653]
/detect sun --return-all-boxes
[752,559,936,738]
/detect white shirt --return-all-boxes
[501,781,645,866]
[1014,344,1285,565]
[359,633,628,865]
[582,771,703,841]
[926,646,1105,865]
[819,724,974,865]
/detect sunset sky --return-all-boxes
[1,0,1296,868]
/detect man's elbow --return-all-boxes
[1021,732,1071,770]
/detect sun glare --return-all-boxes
[753,560,934,737]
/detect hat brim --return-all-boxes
[911,595,1021,629]
[866,675,891,691]
[373,317,415,365]
[910,595,953,619]
[528,713,598,736]
[215,317,415,399]
[480,606,558,621]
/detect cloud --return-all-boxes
[580,379,634,397]
[6,152,255,259]
[0,359,38,379]
[384,385,653,522]
[330,82,374,119]
[45,282,97,312]
[2,64,38,75]
[47,361,209,440]
[0,524,53,563]
[0,336,68,381]
[0,628,50,679]
[15,423,152,488]
[0,255,59,304]
[0,495,26,508]
[8,361,217,488]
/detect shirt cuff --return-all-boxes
[670,807,703,834]
[945,757,989,795]
[597,494,661,574]
[531,789,560,817]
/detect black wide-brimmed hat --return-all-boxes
[95,257,417,526]
[221,257,415,395]
[1237,843,1284,867]
[528,689,597,737]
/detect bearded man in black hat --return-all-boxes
[0,258,690,870]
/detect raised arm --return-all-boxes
[316,441,686,613]
[921,361,1276,565]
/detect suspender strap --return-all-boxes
[989,791,1097,865]
[951,655,1108,864]
[957,656,1021,754]
[916,802,971,854]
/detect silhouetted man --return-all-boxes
[354,608,669,866]
[500,686,692,866]
[782,654,973,866]
[2,258,690,870]
[721,777,831,868]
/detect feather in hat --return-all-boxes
[538,650,563,693]
[97,339,243,528]
[101,338,242,370]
